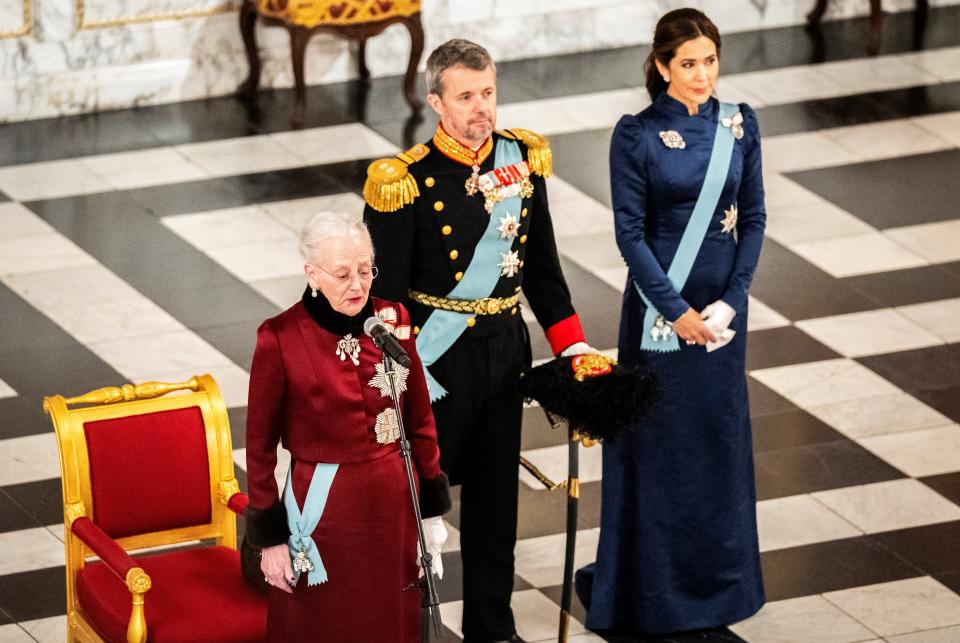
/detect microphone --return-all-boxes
[363,317,411,368]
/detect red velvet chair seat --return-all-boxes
[77,546,266,643]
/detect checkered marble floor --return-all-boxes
[2,7,960,642]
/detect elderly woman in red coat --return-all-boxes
[243,211,450,642]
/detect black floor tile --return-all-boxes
[0,189,9,202]
[0,396,53,441]
[751,409,844,453]
[915,386,960,423]
[0,491,42,534]
[228,406,248,452]
[933,570,960,595]
[754,439,905,501]
[560,257,623,353]
[550,128,616,208]
[157,283,278,335]
[920,472,960,507]
[844,261,960,308]
[858,344,960,395]
[787,150,960,230]
[0,566,67,622]
[747,378,801,419]
[516,481,602,539]
[746,326,840,371]
[195,320,263,374]
[220,164,354,207]
[436,552,464,604]
[520,405,569,452]
[872,520,960,576]
[539,583,588,633]
[760,536,922,601]
[750,241,881,320]
[2,479,64,530]
[0,610,11,626]
[0,284,81,356]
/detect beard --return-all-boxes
[461,115,494,144]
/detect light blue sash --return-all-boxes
[416,139,524,401]
[284,463,339,586]
[635,102,739,353]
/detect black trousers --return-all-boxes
[429,318,530,641]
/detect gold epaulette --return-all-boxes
[363,143,430,213]
[504,128,553,178]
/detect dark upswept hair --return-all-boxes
[425,39,496,97]
[644,9,721,100]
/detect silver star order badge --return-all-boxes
[374,408,401,444]
[368,361,409,399]
[497,213,519,240]
[721,204,738,234]
[499,250,521,278]
[336,334,360,366]
[659,130,686,149]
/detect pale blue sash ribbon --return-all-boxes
[416,138,524,401]
[635,102,738,353]
[283,463,339,586]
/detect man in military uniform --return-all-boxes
[364,39,592,643]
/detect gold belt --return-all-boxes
[409,290,520,316]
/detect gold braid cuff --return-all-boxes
[409,290,520,316]
[364,143,430,213]
[504,128,553,178]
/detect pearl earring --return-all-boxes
[311,287,318,298]
[663,76,670,83]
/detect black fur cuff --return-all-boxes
[244,502,289,548]
[420,472,452,518]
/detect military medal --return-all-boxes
[293,548,314,574]
[336,334,360,366]
[476,161,534,213]
[374,408,401,444]
[465,164,481,196]
[721,204,738,234]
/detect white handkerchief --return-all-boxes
[706,328,736,352]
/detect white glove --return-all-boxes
[418,516,447,579]
[700,300,736,353]
[560,341,600,358]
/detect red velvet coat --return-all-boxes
[245,297,441,511]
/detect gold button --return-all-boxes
[425,177,435,187]
[520,234,528,244]
[455,271,463,282]
[511,307,517,315]
[519,260,525,268]
[413,326,420,335]
[449,249,459,260]
[434,201,444,212]
[466,317,476,327]
[521,207,528,218]
[442,225,452,236]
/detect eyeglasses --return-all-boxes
[312,263,379,285]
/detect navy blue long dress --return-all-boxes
[580,92,766,634]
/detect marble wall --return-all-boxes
[1,0,957,122]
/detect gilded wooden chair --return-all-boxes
[238,0,424,126]
[44,374,266,643]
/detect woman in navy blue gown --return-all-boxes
[578,9,766,635]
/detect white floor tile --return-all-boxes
[51,296,183,344]
[0,159,112,201]
[812,479,960,534]
[884,220,960,264]
[498,98,594,137]
[912,111,960,147]
[762,171,822,211]
[3,263,141,309]
[747,296,791,332]
[442,521,460,553]
[88,329,234,382]
[0,432,62,486]
[519,443,602,490]
[0,377,15,399]
[0,624,35,643]
[750,358,902,408]
[858,424,960,477]
[824,577,960,637]
[897,298,960,343]
[0,233,96,276]
[594,266,628,293]
[788,232,928,278]
[826,119,951,163]
[807,392,952,439]
[556,232,623,274]
[20,614,67,643]
[206,238,303,282]
[795,309,943,358]
[549,178,614,239]
[176,136,304,177]
[82,147,209,190]
[817,57,941,94]
[756,495,861,552]
[439,589,585,640]
[762,131,863,172]
[728,66,846,105]
[262,193,367,233]
[250,276,307,309]
[514,529,600,587]
[730,594,878,643]
[901,47,960,82]
[162,206,296,250]
[271,123,398,166]
[765,197,874,246]
[716,76,767,107]
[0,527,65,574]
[0,202,54,239]
[886,624,960,643]
[547,89,647,131]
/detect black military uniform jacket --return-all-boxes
[362,125,584,354]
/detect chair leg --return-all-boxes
[402,14,425,111]
[806,0,828,24]
[237,0,261,98]
[868,0,882,54]
[358,38,371,83]
[290,26,310,127]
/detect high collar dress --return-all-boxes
[579,92,767,634]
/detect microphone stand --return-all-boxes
[376,347,442,641]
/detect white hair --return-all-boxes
[298,211,373,265]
